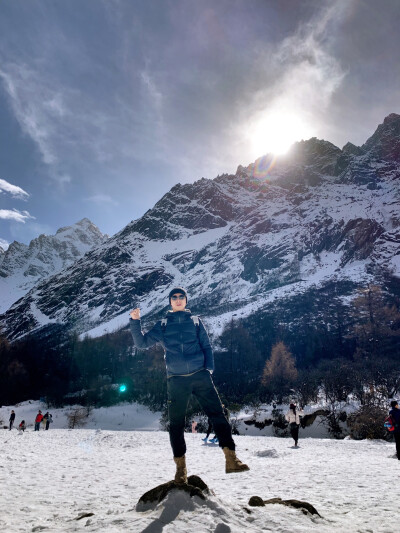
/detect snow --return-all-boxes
[1,401,399,532]
[0,400,161,432]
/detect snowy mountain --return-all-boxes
[1,114,399,341]
[0,218,108,313]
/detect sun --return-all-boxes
[249,112,314,157]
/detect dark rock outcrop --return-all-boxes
[136,475,210,512]
[249,496,321,516]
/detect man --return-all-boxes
[389,400,400,460]
[9,410,15,430]
[129,287,249,483]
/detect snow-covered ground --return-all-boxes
[0,399,352,438]
[0,400,161,432]
[1,403,399,532]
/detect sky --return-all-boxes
[1,0,400,250]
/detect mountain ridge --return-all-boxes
[1,114,399,341]
[0,218,108,313]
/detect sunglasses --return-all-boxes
[171,295,186,300]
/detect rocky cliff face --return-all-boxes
[0,218,108,313]
[1,115,399,341]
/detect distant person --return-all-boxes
[19,420,26,432]
[203,418,214,442]
[9,410,15,430]
[203,418,218,443]
[45,413,53,430]
[389,400,400,460]
[285,403,304,447]
[204,407,229,443]
[129,287,249,484]
[35,410,43,431]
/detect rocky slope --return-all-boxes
[0,218,108,313]
[1,115,399,341]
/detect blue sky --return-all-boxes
[1,0,400,249]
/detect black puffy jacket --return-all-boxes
[129,310,214,377]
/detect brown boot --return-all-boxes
[223,447,250,474]
[173,456,187,484]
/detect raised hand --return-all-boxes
[130,308,140,320]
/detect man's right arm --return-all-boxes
[129,318,162,349]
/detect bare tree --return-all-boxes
[67,408,88,429]
[262,342,298,402]
[350,285,400,359]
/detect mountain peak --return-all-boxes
[0,219,108,313]
[383,112,400,124]
[362,113,400,161]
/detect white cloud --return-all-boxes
[0,178,29,200]
[87,194,118,206]
[0,209,35,223]
[0,238,9,251]
[241,0,352,158]
[0,65,59,166]
[0,60,161,182]
[140,69,163,111]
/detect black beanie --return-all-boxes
[168,287,188,304]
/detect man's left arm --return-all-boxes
[198,319,214,373]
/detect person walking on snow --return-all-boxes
[9,410,15,430]
[45,413,53,430]
[203,406,229,443]
[129,287,249,484]
[203,418,215,442]
[285,403,304,447]
[389,400,400,460]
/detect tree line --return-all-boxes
[0,285,399,419]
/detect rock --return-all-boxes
[75,512,95,520]
[248,496,265,507]
[187,474,210,494]
[136,476,209,512]
[249,496,321,516]
[255,449,279,458]
[214,523,231,532]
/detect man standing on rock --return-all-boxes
[129,287,249,483]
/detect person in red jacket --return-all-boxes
[34,410,43,431]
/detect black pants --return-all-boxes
[395,432,400,459]
[167,369,235,457]
[290,423,299,444]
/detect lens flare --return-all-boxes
[243,154,276,191]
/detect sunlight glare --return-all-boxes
[249,112,314,157]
